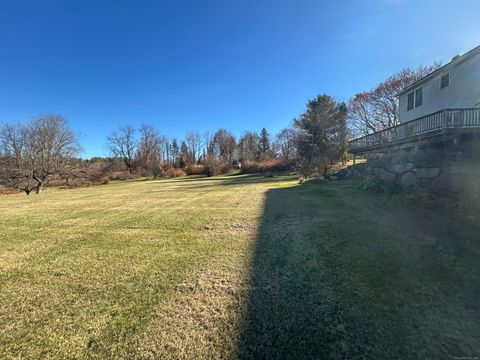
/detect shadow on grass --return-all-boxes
[237,181,480,359]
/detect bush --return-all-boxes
[204,161,221,176]
[185,165,205,175]
[108,171,138,181]
[161,167,186,178]
[241,159,294,174]
[203,157,232,177]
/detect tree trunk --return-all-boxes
[36,182,44,194]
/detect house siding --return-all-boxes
[399,52,480,123]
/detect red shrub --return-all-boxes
[161,167,186,178]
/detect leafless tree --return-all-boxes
[210,129,237,164]
[274,128,297,161]
[137,124,163,178]
[348,63,441,137]
[238,131,260,162]
[107,125,137,174]
[0,115,81,194]
[185,130,202,164]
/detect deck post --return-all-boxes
[353,154,356,165]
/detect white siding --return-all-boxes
[399,53,480,123]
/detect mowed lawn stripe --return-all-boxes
[0,175,275,359]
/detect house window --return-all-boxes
[441,73,450,89]
[407,92,414,110]
[415,87,423,107]
[407,87,423,111]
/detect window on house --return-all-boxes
[415,87,423,107]
[440,73,450,89]
[407,92,414,110]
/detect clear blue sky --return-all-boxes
[1,0,479,158]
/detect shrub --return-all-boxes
[204,157,228,177]
[109,171,138,181]
[241,159,294,174]
[161,167,186,178]
[185,165,205,175]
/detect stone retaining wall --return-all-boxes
[341,146,480,207]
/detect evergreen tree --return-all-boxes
[294,94,347,178]
[258,127,270,158]
[179,141,189,167]
[171,138,179,166]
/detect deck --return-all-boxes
[349,108,480,154]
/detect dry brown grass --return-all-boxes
[1,174,479,359]
[137,263,250,360]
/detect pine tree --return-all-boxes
[179,141,189,167]
[259,127,270,159]
[171,138,179,166]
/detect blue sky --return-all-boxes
[1,0,479,158]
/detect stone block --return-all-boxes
[390,163,415,174]
[367,158,385,168]
[445,160,480,176]
[373,168,396,182]
[414,168,441,179]
[400,172,417,187]
[431,173,464,195]
[390,152,413,164]
[413,151,447,168]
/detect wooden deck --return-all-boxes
[349,108,480,154]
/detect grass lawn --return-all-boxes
[0,174,479,359]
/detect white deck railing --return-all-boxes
[349,108,480,152]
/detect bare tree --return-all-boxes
[107,125,137,174]
[185,130,202,165]
[348,63,441,137]
[210,129,237,164]
[238,131,260,162]
[137,124,163,178]
[0,115,81,194]
[274,128,297,161]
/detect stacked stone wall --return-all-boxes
[341,144,480,207]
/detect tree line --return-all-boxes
[0,62,438,195]
[105,124,294,178]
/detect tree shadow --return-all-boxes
[237,181,480,359]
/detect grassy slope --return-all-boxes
[0,175,479,359]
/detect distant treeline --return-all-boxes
[0,63,438,195]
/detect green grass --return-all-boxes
[0,174,479,359]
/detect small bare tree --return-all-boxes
[107,125,137,174]
[0,115,81,194]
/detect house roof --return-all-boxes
[398,44,480,96]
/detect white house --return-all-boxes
[398,45,480,123]
[349,45,480,154]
